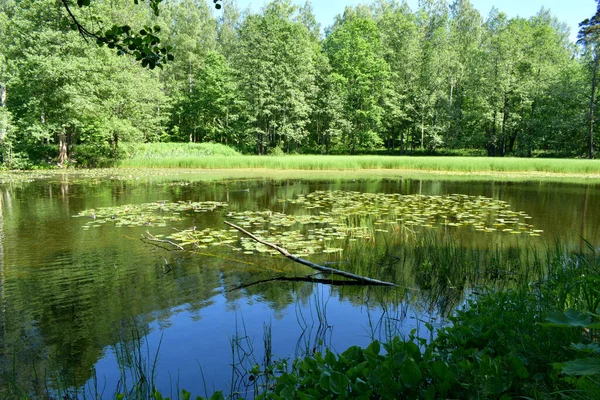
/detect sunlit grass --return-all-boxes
[119,142,240,160]
[118,145,600,175]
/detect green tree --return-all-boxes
[446,0,482,148]
[324,9,389,153]
[158,0,219,142]
[374,0,420,153]
[235,0,318,154]
[181,50,240,145]
[4,0,168,166]
[578,1,600,159]
[414,0,451,150]
[0,3,11,164]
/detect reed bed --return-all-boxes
[118,145,600,175]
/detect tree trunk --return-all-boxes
[488,110,497,156]
[588,53,598,159]
[446,81,454,145]
[0,78,6,143]
[500,93,509,157]
[420,115,425,149]
[57,131,68,167]
[508,131,518,154]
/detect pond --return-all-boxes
[1,170,599,398]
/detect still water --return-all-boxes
[0,170,599,398]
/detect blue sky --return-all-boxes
[229,0,597,42]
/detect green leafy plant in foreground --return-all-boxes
[543,309,600,377]
[246,248,599,399]
[145,388,225,400]
[256,336,456,400]
[252,290,591,399]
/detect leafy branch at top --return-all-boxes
[60,0,224,69]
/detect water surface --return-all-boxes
[0,171,598,397]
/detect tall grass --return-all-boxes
[118,145,600,175]
[119,142,240,160]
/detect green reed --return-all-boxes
[117,148,600,175]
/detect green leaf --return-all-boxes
[400,360,422,387]
[485,376,508,394]
[209,392,225,400]
[318,371,331,390]
[366,340,380,356]
[571,343,600,354]
[430,361,450,382]
[543,309,593,328]
[424,385,437,400]
[152,389,164,400]
[328,371,349,395]
[561,358,600,376]
[324,349,337,366]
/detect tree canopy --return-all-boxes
[0,0,597,167]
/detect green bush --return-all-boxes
[71,144,115,168]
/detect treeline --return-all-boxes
[0,0,597,167]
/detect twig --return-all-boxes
[224,221,397,287]
[141,231,184,251]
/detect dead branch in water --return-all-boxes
[224,221,397,287]
[227,274,383,292]
[141,231,185,251]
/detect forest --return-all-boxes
[0,0,598,168]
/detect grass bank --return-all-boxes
[117,144,600,177]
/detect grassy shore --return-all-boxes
[116,144,600,176]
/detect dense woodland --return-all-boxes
[0,0,599,167]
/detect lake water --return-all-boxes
[1,170,599,398]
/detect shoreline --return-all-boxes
[3,166,600,184]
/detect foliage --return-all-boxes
[250,291,583,399]
[2,0,595,168]
[252,268,600,399]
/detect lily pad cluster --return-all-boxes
[75,190,542,254]
[74,200,228,228]
[289,191,541,236]
[167,227,331,256]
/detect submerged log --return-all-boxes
[224,221,397,287]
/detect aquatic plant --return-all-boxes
[169,191,541,255]
[73,200,228,228]
[75,190,542,256]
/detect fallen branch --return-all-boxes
[141,231,185,251]
[228,274,381,292]
[225,221,397,287]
